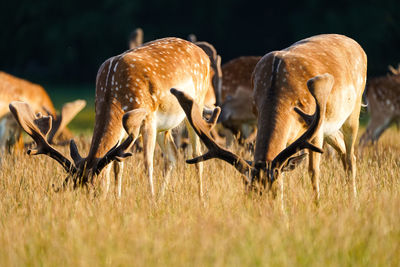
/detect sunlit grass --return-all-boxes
[0,125,399,266]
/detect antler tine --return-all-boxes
[94,135,134,175]
[9,101,76,173]
[272,74,334,170]
[170,88,252,177]
[294,107,314,126]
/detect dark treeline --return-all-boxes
[1,0,400,84]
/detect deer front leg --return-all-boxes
[157,130,178,197]
[308,133,323,201]
[113,161,124,198]
[142,117,157,197]
[185,119,204,200]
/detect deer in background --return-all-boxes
[128,28,144,49]
[359,64,400,150]
[10,38,213,198]
[0,71,86,153]
[218,56,261,145]
[171,34,367,202]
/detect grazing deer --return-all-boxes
[359,64,400,149]
[128,28,144,49]
[171,34,367,201]
[0,71,86,152]
[10,37,212,198]
[218,56,261,144]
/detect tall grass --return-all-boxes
[0,128,399,266]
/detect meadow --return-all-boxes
[0,86,399,266]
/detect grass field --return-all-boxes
[0,114,399,266]
[0,84,398,266]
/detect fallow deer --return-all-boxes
[171,34,367,201]
[0,71,86,152]
[10,37,213,198]
[218,56,261,144]
[359,64,400,149]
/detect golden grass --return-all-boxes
[0,129,399,266]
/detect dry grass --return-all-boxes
[0,129,399,266]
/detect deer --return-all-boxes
[359,64,400,150]
[217,56,262,145]
[0,71,86,153]
[9,37,213,198]
[171,34,367,202]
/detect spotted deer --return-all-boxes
[359,64,400,149]
[0,71,86,153]
[171,34,367,201]
[10,37,212,198]
[218,56,261,144]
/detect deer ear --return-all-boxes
[122,109,148,137]
[281,153,308,172]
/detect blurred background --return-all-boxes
[1,0,399,130]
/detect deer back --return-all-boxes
[252,34,367,163]
[88,37,212,161]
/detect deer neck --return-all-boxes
[253,80,310,164]
[254,98,294,163]
[86,99,126,167]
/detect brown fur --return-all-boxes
[359,67,400,148]
[252,34,367,198]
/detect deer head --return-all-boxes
[9,101,136,188]
[170,74,329,187]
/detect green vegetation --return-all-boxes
[44,83,95,132]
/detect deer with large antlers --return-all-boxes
[0,71,86,153]
[359,64,400,150]
[172,34,367,201]
[10,37,213,198]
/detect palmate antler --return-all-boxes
[170,74,330,180]
[9,101,134,185]
[9,101,76,173]
[170,88,253,179]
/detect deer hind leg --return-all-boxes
[142,116,157,197]
[342,102,362,198]
[308,133,323,201]
[157,130,178,197]
[325,131,347,169]
[185,119,204,200]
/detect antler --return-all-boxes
[170,88,252,177]
[94,135,134,175]
[271,74,333,170]
[9,101,76,173]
